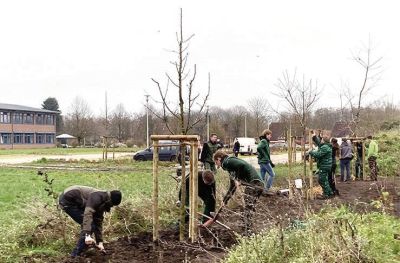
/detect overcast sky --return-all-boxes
[0,0,398,116]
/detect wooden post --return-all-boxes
[112,139,115,160]
[288,128,293,199]
[362,140,366,181]
[102,137,105,160]
[293,137,297,162]
[179,144,186,241]
[308,131,314,200]
[105,137,108,160]
[351,142,356,180]
[152,140,159,242]
[190,141,199,242]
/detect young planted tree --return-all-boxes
[151,8,210,135]
[343,38,383,135]
[275,70,321,179]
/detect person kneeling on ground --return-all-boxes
[213,150,264,235]
[308,134,334,199]
[177,170,216,224]
[59,185,122,257]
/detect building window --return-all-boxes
[0,133,11,144]
[45,134,54,144]
[0,112,11,123]
[36,133,45,144]
[36,114,44,124]
[13,133,23,144]
[12,113,23,124]
[25,133,34,144]
[45,115,54,125]
[24,113,34,124]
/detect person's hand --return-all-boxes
[96,242,105,252]
[85,234,95,245]
[270,162,275,168]
[175,200,181,207]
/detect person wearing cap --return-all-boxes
[58,185,122,257]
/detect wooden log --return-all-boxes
[191,141,199,242]
[150,135,199,141]
[179,144,186,241]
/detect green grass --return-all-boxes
[0,160,178,262]
[0,147,139,156]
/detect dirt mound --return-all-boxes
[57,178,399,263]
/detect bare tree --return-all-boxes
[65,96,92,145]
[151,8,210,135]
[248,97,270,136]
[275,69,321,176]
[344,38,383,135]
[110,103,131,141]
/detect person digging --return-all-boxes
[177,170,216,224]
[308,134,334,199]
[213,150,264,235]
[59,185,122,257]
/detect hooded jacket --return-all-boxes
[60,185,113,242]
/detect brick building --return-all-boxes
[0,103,58,149]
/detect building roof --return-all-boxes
[56,134,76,139]
[0,103,59,114]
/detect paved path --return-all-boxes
[0,152,133,164]
[245,152,302,167]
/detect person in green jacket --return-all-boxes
[257,129,276,193]
[308,133,334,199]
[200,133,222,172]
[367,135,379,181]
[213,150,264,235]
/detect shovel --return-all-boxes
[201,205,224,228]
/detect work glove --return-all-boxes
[270,162,275,168]
[96,242,106,253]
[175,200,181,207]
[85,234,95,245]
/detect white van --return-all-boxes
[235,137,258,155]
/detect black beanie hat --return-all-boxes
[110,190,122,206]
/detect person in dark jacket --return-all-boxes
[355,141,364,179]
[233,139,240,157]
[59,185,122,257]
[330,138,340,195]
[200,133,222,172]
[309,134,334,199]
[340,138,353,182]
[257,129,276,193]
[178,170,216,223]
[213,150,263,235]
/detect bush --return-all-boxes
[126,139,135,148]
[224,207,400,263]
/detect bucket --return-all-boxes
[295,179,303,189]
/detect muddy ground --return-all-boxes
[53,177,400,263]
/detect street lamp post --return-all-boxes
[145,94,150,148]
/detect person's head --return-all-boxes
[213,150,228,168]
[322,136,330,144]
[342,138,347,143]
[110,190,122,206]
[202,170,215,185]
[261,129,272,140]
[210,133,218,143]
[331,138,337,144]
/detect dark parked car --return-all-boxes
[133,140,179,161]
